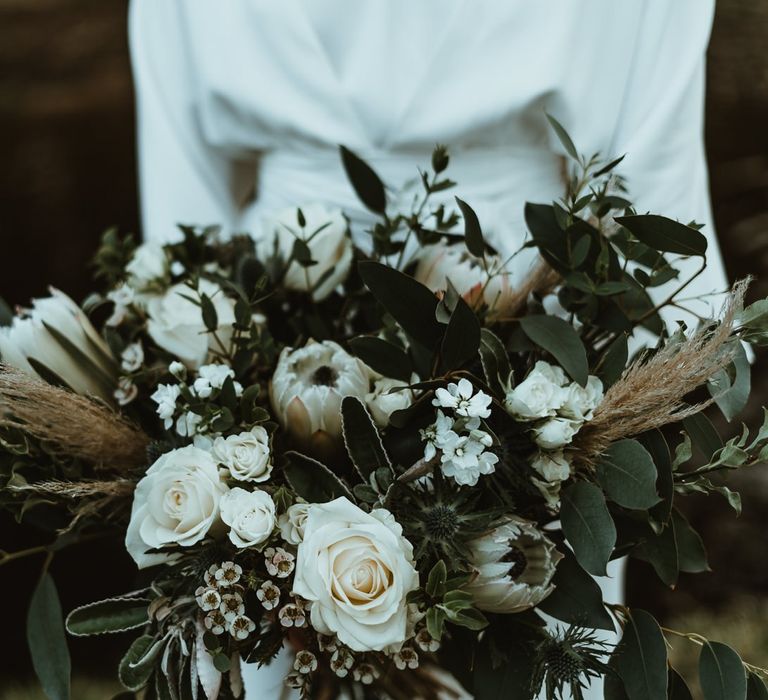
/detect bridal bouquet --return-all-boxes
[3,123,768,700]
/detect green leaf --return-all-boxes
[614,609,668,700]
[699,641,747,700]
[673,510,709,574]
[284,451,353,503]
[443,606,488,630]
[340,397,392,482]
[519,315,588,385]
[478,328,512,396]
[455,197,485,257]
[560,481,616,576]
[641,430,673,529]
[27,573,71,700]
[473,639,536,700]
[546,113,579,160]
[536,547,615,631]
[632,517,679,587]
[426,607,446,640]
[66,597,149,636]
[348,336,412,381]
[441,295,481,371]
[595,439,660,510]
[358,261,442,350]
[708,341,750,422]
[669,668,694,700]
[426,560,447,598]
[747,672,768,700]
[597,334,628,388]
[340,146,386,214]
[683,412,724,462]
[119,635,160,692]
[200,293,218,332]
[615,215,707,257]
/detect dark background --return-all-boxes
[0,0,767,694]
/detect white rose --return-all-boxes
[261,204,353,301]
[278,502,310,545]
[414,242,511,310]
[533,417,579,450]
[126,242,168,289]
[0,288,115,401]
[125,446,229,568]
[270,339,370,440]
[145,280,235,369]
[531,450,572,483]
[292,497,419,652]
[504,361,567,421]
[559,375,604,422]
[220,487,276,548]
[212,426,273,482]
[364,377,414,427]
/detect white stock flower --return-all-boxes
[126,241,168,289]
[530,451,572,483]
[533,417,579,450]
[212,426,273,482]
[0,288,115,401]
[439,431,499,487]
[125,446,229,568]
[365,377,413,427]
[465,518,562,613]
[220,487,276,549]
[292,498,419,652]
[504,361,567,421]
[145,280,235,369]
[420,410,455,461]
[432,378,492,419]
[270,340,370,440]
[559,375,604,422]
[193,363,240,399]
[151,383,181,429]
[120,343,144,373]
[262,204,353,301]
[278,502,310,545]
[175,411,203,438]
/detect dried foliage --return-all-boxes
[494,258,561,320]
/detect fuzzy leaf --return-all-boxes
[119,635,159,692]
[560,481,616,576]
[519,315,588,385]
[340,396,392,482]
[284,451,353,503]
[699,642,747,700]
[66,597,149,636]
[596,439,660,510]
[615,609,668,700]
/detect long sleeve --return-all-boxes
[129,0,248,243]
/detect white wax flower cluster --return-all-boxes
[421,378,498,486]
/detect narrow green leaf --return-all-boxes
[614,609,668,700]
[340,396,392,482]
[669,668,694,700]
[673,510,710,574]
[747,672,768,700]
[441,295,481,371]
[560,481,616,576]
[519,315,588,385]
[615,215,707,257]
[455,197,485,257]
[66,597,149,636]
[340,146,386,214]
[200,293,218,332]
[119,635,159,692]
[596,439,660,510]
[284,451,354,503]
[699,641,747,700]
[546,113,579,160]
[27,573,71,700]
[597,334,627,388]
[348,336,412,381]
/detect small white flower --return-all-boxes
[106,284,135,326]
[433,378,492,418]
[120,343,144,373]
[330,648,355,677]
[204,610,227,636]
[294,650,318,675]
[204,565,219,588]
[278,602,307,628]
[264,547,295,578]
[219,592,245,622]
[193,363,235,398]
[214,562,243,588]
[229,614,256,640]
[439,433,498,486]
[170,260,185,277]
[278,502,310,545]
[256,581,281,610]
[533,417,579,450]
[168,360,186,380]
[195,586,222,612]
[415,628,440,653]
[531,451,572,483]
[114,377,138,406]
[151,383,181,429]
[317,633,338,653]
[175,411,203,437]
[504,361,567,421]
[352,662,380,685]
[420,410,456,461]
[392,645,419,670]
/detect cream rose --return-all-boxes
[212,426,273,482]
[533,417,579,450]
[504,361,567,421]
[292,498,419,652]
[559,375,604,422]
[262,204,353,301]
[278,502,310,545]
[145,279,235,369]
[125,446,229,568]
[220,487,276,548]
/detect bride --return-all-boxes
[129,2,727,698]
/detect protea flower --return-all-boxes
[270,339,370,441]
[465,517,562,613]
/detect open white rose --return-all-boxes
[212,426,273,482]
[146,279,235,369]
[125,445,229,568]
[220,487,276,548]
[465,518,562,613]
[270,340,370,440]
[365,377,414,427]
[559,375,604,422]
[278,502,310,545]
[532,417,579,450]
[0,288,115,401]
[261,204,352,301]
[292,497,419,652]
[414,242,511,310]
[126,241,168,289]
[504,361,567,421]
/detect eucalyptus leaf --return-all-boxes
[614,609,668,700]
[455,197,485,257]
[348,336,412,381]
[27,573,71,700]
[669,668,694,700]
[747,672,768,700]
[441,295,481,371]
[699,641,747,700]
[560,481,616,576]
[546,113,578,160]
[340,396,392,483]
[682,412,724,462]
[66,597,150,636]
[595,439,660,510]
[199,294,218,332]
[519,315,588,385]
[708,341,750,422]
[597,334,628,388]
[340,146,386,214]
[673,510,710,574]
[284,451,353,503]
[473,641,535,700]
[615,215,707,257]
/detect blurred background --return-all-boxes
[0,1,767,697]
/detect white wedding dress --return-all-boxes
[129,2,726,698]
